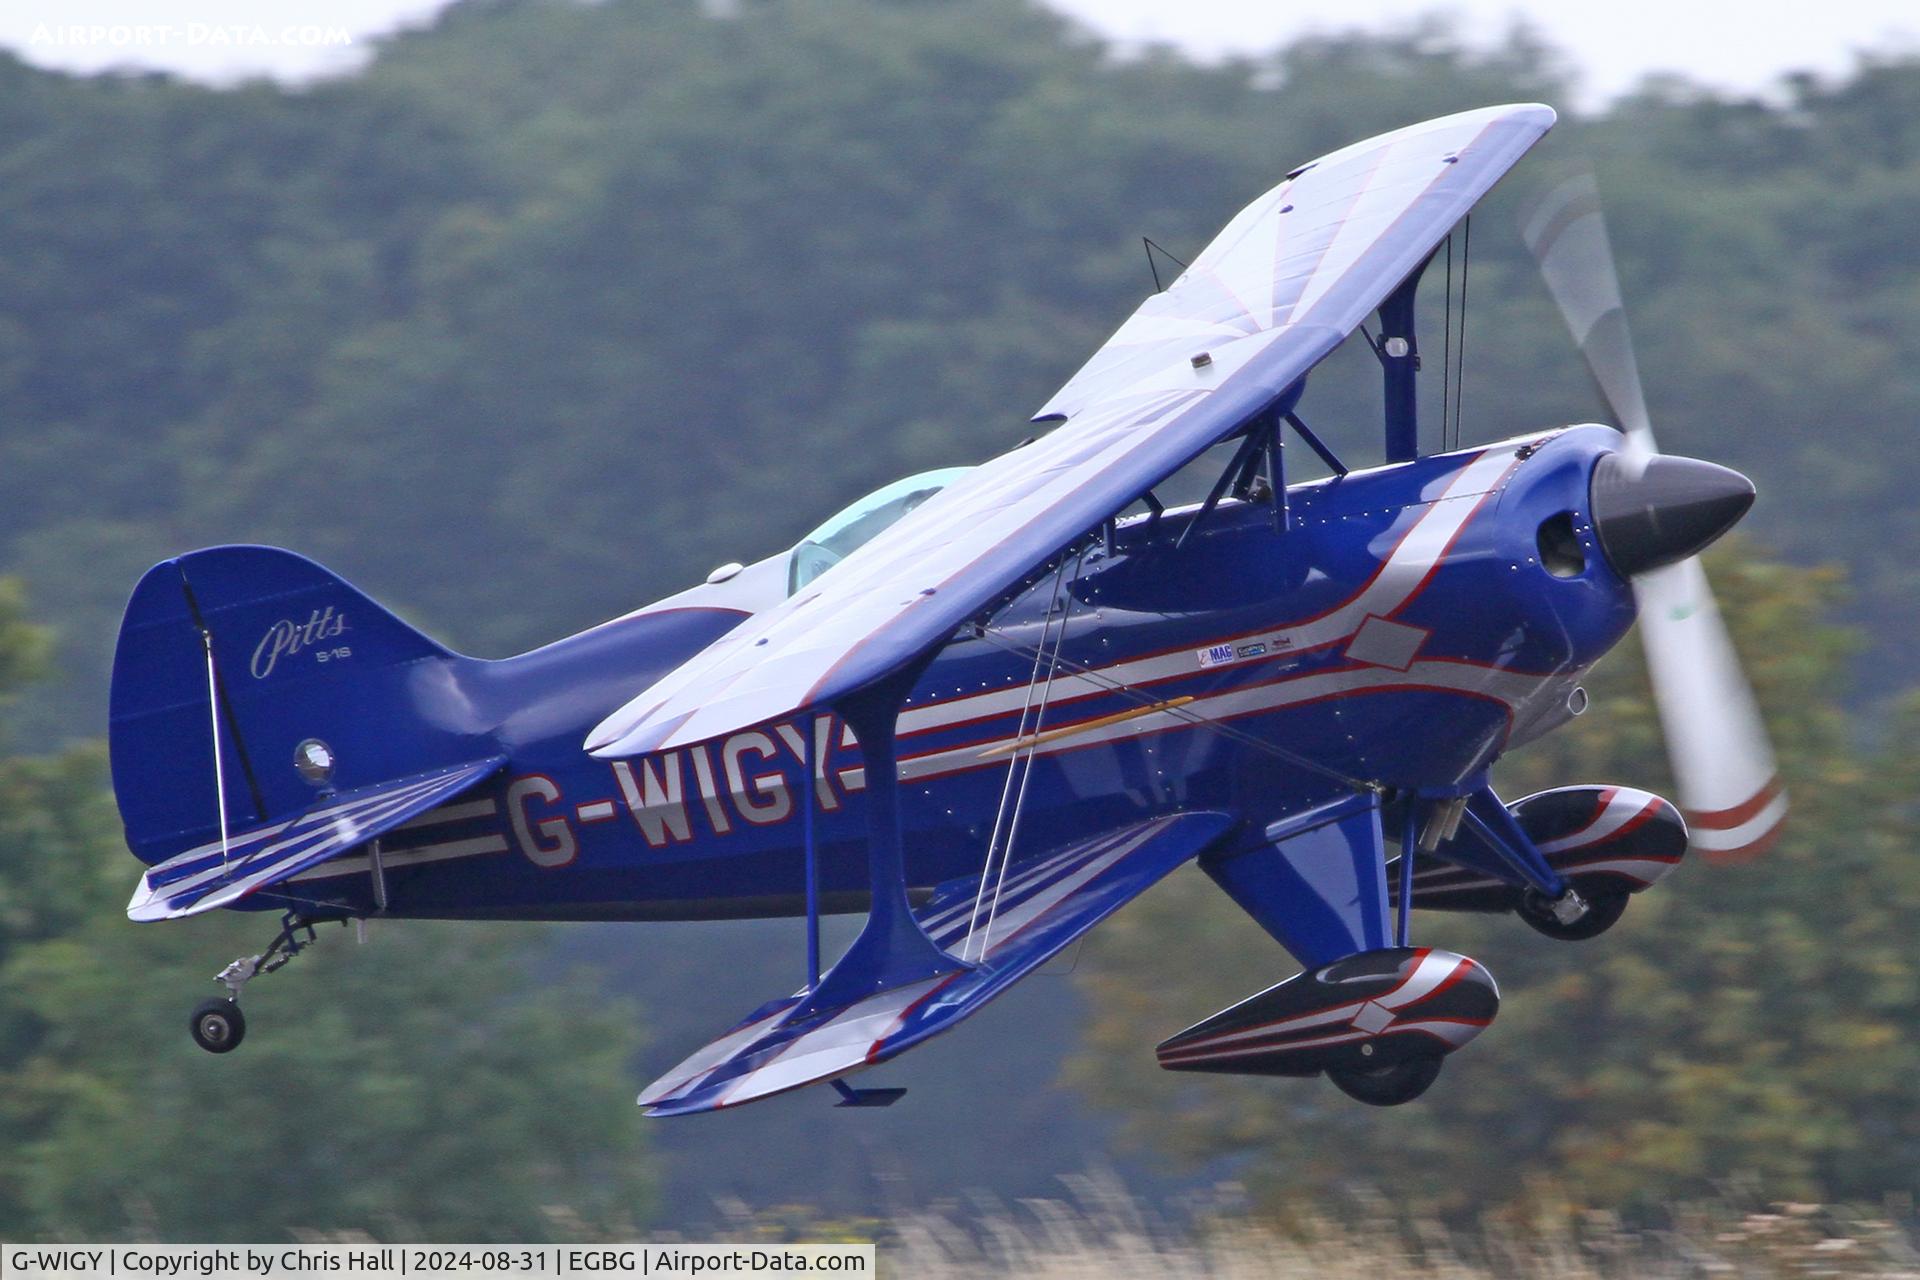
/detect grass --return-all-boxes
[301,1173,1920,1276]
[860,1175,1920,1277]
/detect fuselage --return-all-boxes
[275,425,1639,921]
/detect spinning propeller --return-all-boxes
[1521,175,1787,862]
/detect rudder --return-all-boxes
[110,546,489,865]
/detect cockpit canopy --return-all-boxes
[788,467,973,594]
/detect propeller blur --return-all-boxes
[1522,174,1787,861]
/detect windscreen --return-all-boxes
[787,467,974,594]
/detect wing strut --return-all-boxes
[1284,412,1346,476]
[1175,424,1272,550]
[789,657,971,1020]
[1379,259,1428,462]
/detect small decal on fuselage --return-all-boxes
[1197,634,1293,671]
[1198,643,1236,668]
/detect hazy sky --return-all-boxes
[1049,0,1920,103]
[3,0,1916,104]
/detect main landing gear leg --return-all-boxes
[189,912,319,1054]
[1459,787,1597,932]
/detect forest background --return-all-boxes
[2,0,1917,1240]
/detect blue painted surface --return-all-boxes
[640,812,1234,1115]
[1379,273,1423,463]
[110,426,1639,935]
[1460,785,1569,897]
[1202,795,1391,968]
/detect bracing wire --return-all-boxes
[963,554,1076,960]
[1142,237,1190,293]
[976,553,1081,960]
[1441,233,1453,456]
[972,626,1375,794]
[962,605,1054,956]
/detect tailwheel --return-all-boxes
[1327,1054,1442,1106]
[1518,887,1629,941]
[188,911,322,1054]
[189,999,246,1054]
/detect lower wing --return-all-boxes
[638,810,1233,1116]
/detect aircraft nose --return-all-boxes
[1589,452,1755,578]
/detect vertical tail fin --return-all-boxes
[110,545,491,865]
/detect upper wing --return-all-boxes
[588,103,1555,758]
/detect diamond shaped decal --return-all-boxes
[1345,614,1429,671]
[1349,1000,1396,1035]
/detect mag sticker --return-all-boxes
[1197,643,1236,669]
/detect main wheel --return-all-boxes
[1518,887,1629,941]
[190,998,246,1053]
[1327,1055,1442,1106]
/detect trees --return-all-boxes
[1067,545,1920,1209]
[0,0,1917,1225]
[0,585,654,1241]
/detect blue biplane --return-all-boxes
[111,104,1785,1111]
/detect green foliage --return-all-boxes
[0,2,1909,751]
[0,0,1916,1225]
[0,577,49,710]
[1067,545,1920,1210]
[0,742,654,1239]
[0,584,651,1239]
[21,0,1902,739]
[0,742,654,1240]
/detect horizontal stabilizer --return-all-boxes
[638,810,1233,1116]
[127,756,506,922]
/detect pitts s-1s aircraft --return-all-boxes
[112,104,1787,1111]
